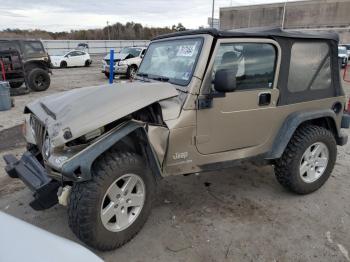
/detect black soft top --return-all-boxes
[152,27,339,42]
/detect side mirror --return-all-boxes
[214,69,237,93]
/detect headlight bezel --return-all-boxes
[118,60,128,66]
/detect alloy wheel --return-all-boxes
[100,174,145,232]
[299,142,329,183]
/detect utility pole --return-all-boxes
[211,0,215,28]
[106,21,111,40]
[282,0,287,29]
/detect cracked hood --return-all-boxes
[104,53,130,60]
[26,82,179,146]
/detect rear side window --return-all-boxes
[212,43,276,90]
[287,42,331,93]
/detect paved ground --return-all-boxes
[0,59,350,262]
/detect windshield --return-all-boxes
[138,38,203,86]
[120,47,142,57]
[339,47,347,55]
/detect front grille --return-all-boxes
[30,115,46,151]
[104,59,120,64]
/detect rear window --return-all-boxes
[22,41,45,56]
[0,41,13,51]
[287,42,331,93]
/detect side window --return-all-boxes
[287,42,331,93]
[211,43,276,91]
[68,51,81,56]
[22,41,45,55]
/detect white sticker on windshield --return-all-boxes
[177,44,196,57]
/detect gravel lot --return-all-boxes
[0,57,350,262]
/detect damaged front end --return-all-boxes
[3,82,181,210]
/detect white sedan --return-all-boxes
[50,50,92,68]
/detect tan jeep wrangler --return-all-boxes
[4,28,350,251]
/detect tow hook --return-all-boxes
[58,186,72,206]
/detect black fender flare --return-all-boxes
[266,109,340,160]
[24,60,50,72]
[61,121,162,182]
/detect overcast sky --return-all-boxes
[0,0,292,32]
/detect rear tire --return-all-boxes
[27,68,50,92]
[274,125,336,194]
[85,60,91,67]
[68,150,155,251]
[9,82,24,88]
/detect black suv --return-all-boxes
[0,39,51,91]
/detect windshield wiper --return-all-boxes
[137,73,149,78]
[149,76,170,82]
[135,72,151,82]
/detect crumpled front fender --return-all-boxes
[61,120,162,182]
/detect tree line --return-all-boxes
[0,22,187,40]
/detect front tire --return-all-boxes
[275,125,337,194]
[27,68,50,92]
[60,61,67,68]
[126,65,137,79]
[68,150,155,251]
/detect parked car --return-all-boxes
[0,212,103,262]
[50,50,92,68]
[4,28,350,251]
[102,47,146,79]
[0,49,27,90]
[77,43,89,51]
[338,46,348,68]
[340,44,350,58]
[0,39,51,91]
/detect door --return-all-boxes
[66,51,81,66]
[196,39,281,155]
[76,51,87,66]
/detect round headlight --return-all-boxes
[42,135,51,158]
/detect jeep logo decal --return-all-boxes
[173,152,189,160]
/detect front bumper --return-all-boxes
[102,64,128,74]
[3,152,60,210]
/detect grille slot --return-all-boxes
[104,59,120,64]
[30,115,46,151]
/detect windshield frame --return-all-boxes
[137,37,204,87]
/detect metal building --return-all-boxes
[220,0,350,43]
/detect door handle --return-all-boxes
[259,92,271,106]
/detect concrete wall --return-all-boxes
[220,0,350,43]
[42,40,150,55]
